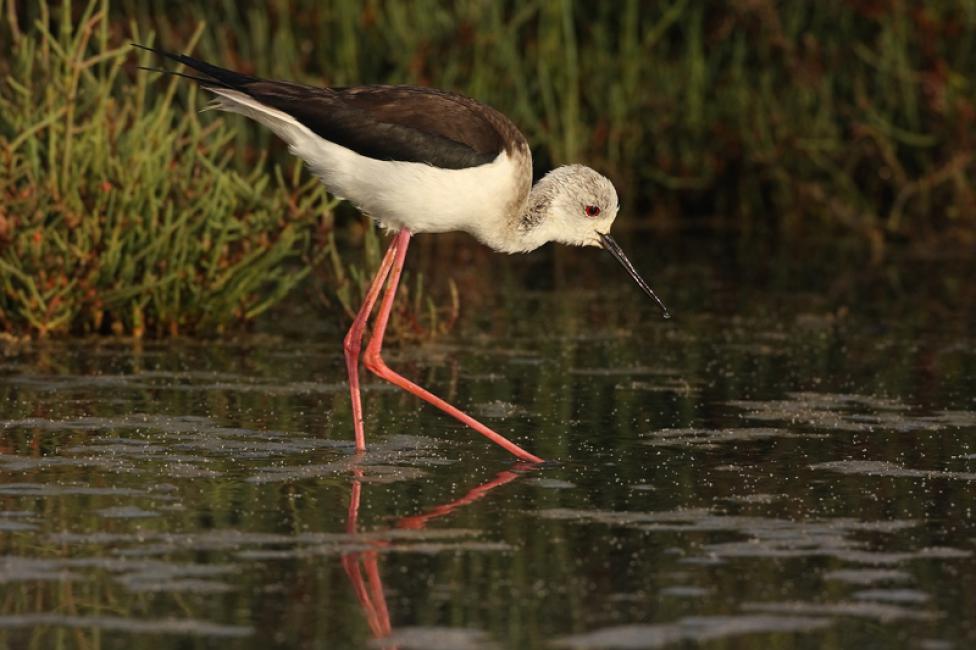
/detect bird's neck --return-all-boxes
[466,148,565,254]
[516,181,556,242]
[497,168,566,253]
[476,180,554,254]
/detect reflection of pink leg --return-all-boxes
[341,464,531,646]
[364,553,392,637]
[342,551,393,643]
[344,237,400,452]
[345,473,364,535]
[397,465,530,529]
[363,229,544,464]
[342,474,396,645]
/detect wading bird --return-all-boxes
[138,45,669,464]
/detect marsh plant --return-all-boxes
[0,1,450,339]
[3,0,975,338]
[116,0,976,249]
[0,4,334,337]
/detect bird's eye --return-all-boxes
[584,205,601,217]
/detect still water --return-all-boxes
[0,232,974,649]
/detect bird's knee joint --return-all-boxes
[363,350,385,374]
[343,335,360,357]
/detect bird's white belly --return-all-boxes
[299,138,519,237]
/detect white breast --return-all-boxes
[207,88,526,248]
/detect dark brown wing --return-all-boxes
[136,45,526,169]
[243,81,521,168]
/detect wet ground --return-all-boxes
[1,233,974,649]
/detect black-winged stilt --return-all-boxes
[138,45,670,464]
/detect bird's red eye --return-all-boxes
[584,205,601,217]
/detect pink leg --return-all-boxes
[344,236,400,452]
[363,229,544,463]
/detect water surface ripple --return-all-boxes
[0,240,973,649]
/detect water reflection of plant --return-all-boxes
[0,273,973,647]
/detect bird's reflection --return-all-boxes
[341,463,532,647]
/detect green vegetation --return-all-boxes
[2,1,974,338]
[0,1,449,339]
[117,1,976,244]
[0,2,336,337]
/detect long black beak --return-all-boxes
[599,233,671,319]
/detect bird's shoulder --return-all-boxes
[334,85,527,155]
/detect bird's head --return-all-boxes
[527,165,670,318]
[528,165,619,247]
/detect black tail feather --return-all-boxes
[135,65,216,86]
[131,43,259,89]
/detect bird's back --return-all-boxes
[256,82,525,170]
